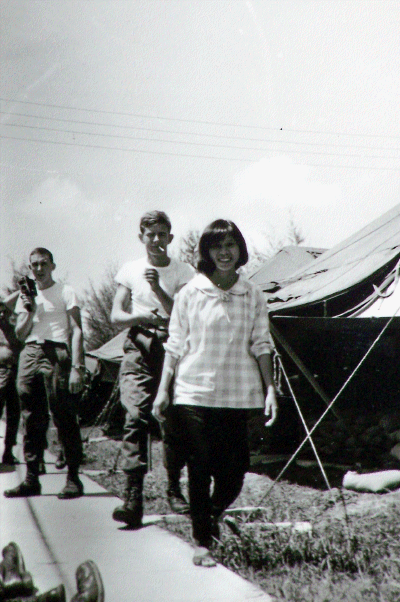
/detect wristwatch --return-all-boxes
[72,364,85,370]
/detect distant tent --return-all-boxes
[85,329,128,382]
[249,246,326,292]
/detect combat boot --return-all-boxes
[166,469,189,514]
[57,468,84,499]
[55,448,66,470]
[4,466,41,498]
[1,448,19,465]
[70,560,104,602]
[112,472,144,527]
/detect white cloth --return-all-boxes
[165,273,272,409]
[115,257,195,319]
[15,282,79,346]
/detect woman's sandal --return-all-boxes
[193,547,216,568]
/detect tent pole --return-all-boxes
[277,353,333,493]
[270,321,348,428]
[257,309,400,506]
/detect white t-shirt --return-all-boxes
[115,257,195,319]
[15,282,79,346]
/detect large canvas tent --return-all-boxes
[261,203,400,469]
[267,203,400,318]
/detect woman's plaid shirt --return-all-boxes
[164,274,273,409]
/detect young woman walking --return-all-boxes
[152,219,277,567]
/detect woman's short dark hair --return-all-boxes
[198,219,248,275]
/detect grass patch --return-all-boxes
[50,428,400,602]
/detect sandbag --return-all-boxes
[343,469,400,493]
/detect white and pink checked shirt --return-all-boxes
[164,273,273,409]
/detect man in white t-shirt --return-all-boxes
[111,211,194,528]
[4,248,85,500]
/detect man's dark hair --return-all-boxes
[139,211,172,233]
[29,248,54,263]
[197,219,248,276]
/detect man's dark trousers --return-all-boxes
[119,327,185,476]
[16,342,82,475]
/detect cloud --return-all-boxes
[18,177,114,228]
[233,155,340,208]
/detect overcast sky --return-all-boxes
[1,0,400,295]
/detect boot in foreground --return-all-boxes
[0,541,36,598]
[70,560,104,602]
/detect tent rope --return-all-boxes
[277,353,333,493]
[373,257,400,298]
[255,302,400,508]
[336,257,400,317]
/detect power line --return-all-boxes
[2,97,400,140]
[2,111,400,153]
[0,133,254,162]
[2,133,400,170]
[4,121,400,160]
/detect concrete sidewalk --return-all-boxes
[0,424,273,602]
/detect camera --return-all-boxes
[18,276,37,312]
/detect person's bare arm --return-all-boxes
[15,294,35,342]
[111,284,167,329]
[152,354,179,422]
[144,269,174,316]
[256,353,278,427]
[68,306,85,394]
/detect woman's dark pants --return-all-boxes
[173,405,250,548]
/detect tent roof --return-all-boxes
[268,203,400,313]
[86,329,128,363]
[249,246,326,290]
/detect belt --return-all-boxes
[26,340,68,348]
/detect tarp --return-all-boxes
[249,246,326,291]
[86,329,128,363]
[268,203,400,315]
[85,329,128,381]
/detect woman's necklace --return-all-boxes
[213,272,238,291]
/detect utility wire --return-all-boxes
[0,133,255,162]
[2,97,400,140]
[3,122,400,161]
[3,111,400,153]
[2,133,400,170]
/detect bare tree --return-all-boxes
[176,229,200,269]
[243,217,306,275]
[82,265,120,351]
[2,259,30,295]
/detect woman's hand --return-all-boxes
[264,385,278,427]
[69,367,84,394]
[152,390,170,423]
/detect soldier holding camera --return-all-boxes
[4,248,85,500]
